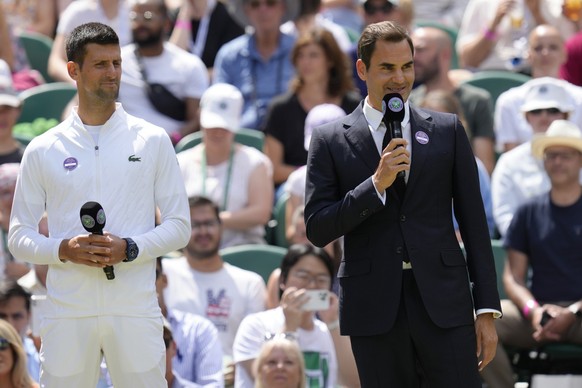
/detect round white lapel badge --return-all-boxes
[415,131,429,145]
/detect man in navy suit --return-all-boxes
[304,21,501,387]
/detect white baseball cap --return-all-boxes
[200,83,243,133]
[0,75,21,108]
[521,82,574,113]
[304,104,347,151]
[531,120,582,159]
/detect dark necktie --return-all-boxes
[381,120,406,199]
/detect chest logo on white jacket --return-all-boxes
[128,154,141,162]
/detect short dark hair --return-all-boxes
[0,281,31,312]
[358,21,414,70]
[279,244,334,289]
[65,22,119,67]
[188,195,221,221]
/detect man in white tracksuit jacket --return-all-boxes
[8,22,190,387]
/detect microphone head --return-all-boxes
[382,93,405,122]
[80,201,106,234]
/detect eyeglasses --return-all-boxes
[264,332,298,342]
[248,0,280,9]
[543,150,582,162]
[290,270,331,288]
[191,219,220,230]
[364,1,395,15]
[528,108,563,115]
[129,11,163,22]
[0,338,10,351]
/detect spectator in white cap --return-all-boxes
[177,83,274,248]
[482,119,582,388]
[0,75,25,165]
[492,81,582,237]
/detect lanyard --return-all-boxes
[201,144,235,211]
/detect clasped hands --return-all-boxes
[58,233,127,267]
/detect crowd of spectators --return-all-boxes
[2,0,582,386]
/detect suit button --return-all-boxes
[360,209,369,217]
[400,215,406,222]
[395,246,403,254]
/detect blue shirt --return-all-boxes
[24,337,40,382]
[168,309,224,387]
[213,32,296,130]
[505,192,582,302]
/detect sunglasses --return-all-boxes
[364,1,395,15]
[0,338,10,351]
[248,0,280,9]
[129,11,163,22]
[528,108,562,115]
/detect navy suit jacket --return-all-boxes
[304,102,501,336]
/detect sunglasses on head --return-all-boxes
[0,338,10,351]
[528,108,562,115]
[364,1,395,15]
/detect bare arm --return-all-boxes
[169,1,193,51]
[179,97,201,138]
[459,0,513,68]
[31,1,57,38]
[48,33,75,83]
[472,137,496,175]
[220,159,273,230]
[0,8,15,70]
[264,135,297,185]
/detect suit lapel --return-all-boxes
[406,107,434,197]
[343,103,380,172]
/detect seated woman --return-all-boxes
[253,335,306,388]
[0,319,39,388]
[263,28,360,193]
[233,244,359,388]
[178,83,274,249]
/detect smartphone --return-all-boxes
[302,290,330,311]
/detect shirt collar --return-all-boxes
[363,96,410,131]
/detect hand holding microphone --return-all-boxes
[382,93,407,179]
[80,201,115,280]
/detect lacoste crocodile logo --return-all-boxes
[128,154,141,162]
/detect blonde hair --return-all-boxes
[254,337,306,388]
[0,320,35,388]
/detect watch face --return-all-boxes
[128,246,138,258]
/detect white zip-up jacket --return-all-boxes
[8,104,190,318]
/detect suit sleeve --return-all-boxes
[452,119,501,312]
[304,125,384,248]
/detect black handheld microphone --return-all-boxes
[382,93,406,179]
[80,201,115,280]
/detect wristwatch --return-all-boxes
[568,305,582,319]
[122,238,139,262]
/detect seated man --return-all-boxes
[481,120,582,388]
[119,0,209,142]
[492,81,582,237]
[162,196,266,362]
